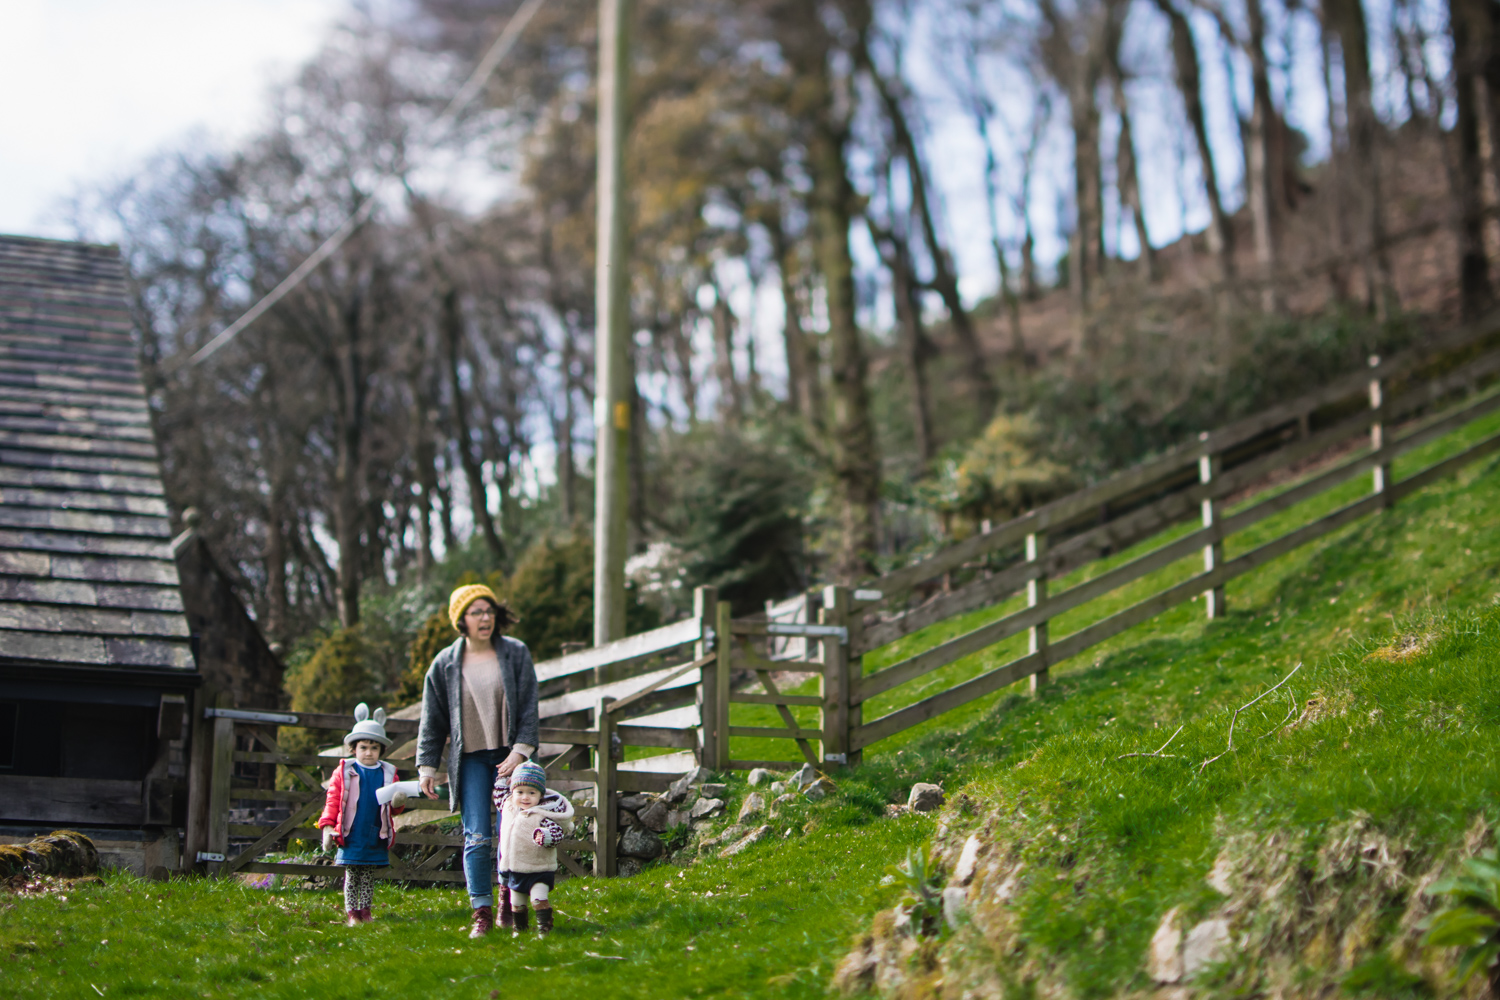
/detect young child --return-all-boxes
[316,704,406,926]
[493,760,573,936]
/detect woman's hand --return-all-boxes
[419,775,439,799]
[495,751,527,778]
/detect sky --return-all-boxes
[0,0,346,239]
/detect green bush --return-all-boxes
[503,533,660,662]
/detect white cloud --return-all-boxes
[0,0,345,238]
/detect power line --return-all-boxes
[189,0,548,366]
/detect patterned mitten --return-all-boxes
[492,775,509,811]
[533,817,565,848]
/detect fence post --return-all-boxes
[1027,532,1050,693]
[845,590,866,769]
[593,696,617,877]
[820,585,852,767]
[1369,354,1391,507]
[1199,434,1226,619]
[205,694,234,877]
[713,599,732,771]
[693,586,719,770]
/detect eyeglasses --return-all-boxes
[465,607,498,619]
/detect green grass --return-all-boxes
[5,410,1499,998]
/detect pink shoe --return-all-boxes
[345,910,361,927]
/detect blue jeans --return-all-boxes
[458,747,509,909]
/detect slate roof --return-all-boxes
[0,234,195,677]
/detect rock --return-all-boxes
[570,789,595,807]
[790,763,819,788]
[0,830,99,878]
[619,794,651,812]
[737,793,766,822]
[698,825,746,851]
[666,809,691,828]
[941,885,967,929]
[617,857,644,878]
[618,808,639,828]
[637,800,670,832]
[747,768,779,786]
[769,781,788,795]
[953,835,983,885]
[907,783,944,813]
[803,777,837,801]
[718,825,772,858]
[690,797,725,820]
[700,783,728,799]
[1147,907,1184,983]
[1181,919,1231,978]
[664,767,712,804]
[619,826,664,860]
[1206,852,1233,895]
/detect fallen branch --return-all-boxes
[1200,663,1302,771]
[1116,724,1185,760]
[1258,689,1298,739]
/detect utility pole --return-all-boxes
[593,0,631,645]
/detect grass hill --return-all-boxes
[3,413,1498,999]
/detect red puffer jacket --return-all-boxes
[315,758,404,847]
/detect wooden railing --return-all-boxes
[203,315,1500,879]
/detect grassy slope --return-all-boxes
[3,411,1497,999]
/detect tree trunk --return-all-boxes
[1244,0,1279,309]
[1112,75,1155,280]
[1451,0,1495,318]
[776,0,880,581]
[770,217,820,426]
[441,287,508,566]
[1326,0,1395,314]
[331,294,366,630]
[890,236,936,466]
[858,35,998,419]
[710,280,744,424]
[1155,0,1235,278]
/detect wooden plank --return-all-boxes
[852,650,1047,751]
[538,660,699,718]
[728,692,823,706]
[558,851,589,879]
[207,708,235,873]
[594,697,616,877]
[235,862,468,884]
[228,787,320,803]
[1389,430,1500,501]
[226,797,324,872]
[532,616,701,683]
[0,774,141,825]
[603,652,714,717]
[233,750,340,768]
[729,726,825,739]
[616,725,698,749]
[753,666,819,766]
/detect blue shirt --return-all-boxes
[335,762,389,866]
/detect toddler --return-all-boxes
[493,760,573,936]
[316,704,406,926]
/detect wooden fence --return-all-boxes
[196,315,1500,879]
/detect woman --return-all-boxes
[416,583,540,938]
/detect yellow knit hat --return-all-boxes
[449,583,501,631]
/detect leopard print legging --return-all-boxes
[343,866,375,912]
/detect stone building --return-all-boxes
[0,234,280,874]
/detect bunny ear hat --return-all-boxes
[344,702,392,748]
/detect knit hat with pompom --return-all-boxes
[448,583,501,631]
[511,760,547,794]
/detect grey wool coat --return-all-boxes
[416,635,541,813]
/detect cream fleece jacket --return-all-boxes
[496,790,576,873]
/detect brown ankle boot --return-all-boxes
[498,897,514,929]
[512,906,530,934]
[536,906,553,936]
[468,905,494,938]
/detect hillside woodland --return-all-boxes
[67,0,1500,706]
